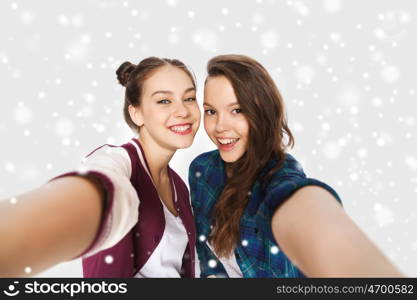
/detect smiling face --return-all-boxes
[130,65,201,152]
[204,75,249,163]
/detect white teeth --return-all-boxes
[170,125,191,132]
[217,138,238,145]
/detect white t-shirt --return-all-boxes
[74,142,195,277]
[207,242,243,278]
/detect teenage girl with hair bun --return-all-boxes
[0,57,201,278]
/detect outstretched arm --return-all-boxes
[0,176,104,277]
[271,186,403,277]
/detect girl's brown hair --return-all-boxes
[116,57,196,131]
[207,54,295,257]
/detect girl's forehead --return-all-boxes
[143,66,194,95]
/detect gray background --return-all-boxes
[0,0,416,277]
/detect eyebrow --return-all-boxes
[151,87,195,97]
[203,102,240,107]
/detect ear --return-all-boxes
[128,104,144,127]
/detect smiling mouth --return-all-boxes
[168,124,192,135]
[216,137,239,151]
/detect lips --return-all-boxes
[168,123,192,135]
[216,137,239,151]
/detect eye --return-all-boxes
[204,109,216,115]
[157,99,171,104]
[184,97,196,102]
[232,108,242,114]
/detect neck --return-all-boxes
[136,134,175,183]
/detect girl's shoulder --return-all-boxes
[190,150,221,168]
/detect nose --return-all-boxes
[215,113,229,133]
[174,101,190,118]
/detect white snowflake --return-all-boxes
[208,259,217,268]
[260,31,279,49]
[373,203,394,227]
[105,255,114,264]
[270,246,279,254]
[381,65,400,83]
[322,0,342,14]
[56,119,74,137]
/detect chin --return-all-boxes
[219,152,241,163]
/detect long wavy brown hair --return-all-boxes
[207,54,295,257]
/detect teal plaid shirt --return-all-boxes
[189,150,342,278]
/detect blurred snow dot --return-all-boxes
[350,106,358,115]
[23,129,30,136]
[208,259,217,268]
[373,203,394,227]
[71,15,84,27]
[83,93,95,103]
[293,1,310,16]
[381,65,400,83]
[15,106,33,125]
[105,32,112,38]
[405,156,417,172]
[376,138,385,147]
[295,65,314,85]
[93,123,105,133]
[404,116,415,127]
[25,267,32,274]
[165,0,177,6]
[221,8,229,15]
[293,122,304,132]
[38,91,45,99]
[192,29,219,52]
[58,15,69,26]
[260,31,279,49]
[270,246,279,254]
[105,255,114,264]
[350,173,358,182]
[11,2,18,9]
[169,33,179,44]
[330,32,341,43]
[373,28,386,40]
[195,171,201,178]
[20,11,34,25]
[339,86,361,107]
[199,235,206,242]
[242,240,249,247]
[46,163,53,169]
[322,141,341,160]
[337,138,346,146]
[372,97,382,107]
[56,119,74,137]
[412,242,417,251]
[66,36,91,62]
[62,138,71,146]
[252,13,264,25]
[357,148,367,158]
[188,11,195,18]
[322,123,330,131]
[10,197,17,204]
[316,54,327,65]
[322,0,341,13]
[5,162,16,173]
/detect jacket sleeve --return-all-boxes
[50,145,139,258]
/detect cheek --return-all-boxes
[203,117,215,135]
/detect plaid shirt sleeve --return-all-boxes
[265,175,342,220]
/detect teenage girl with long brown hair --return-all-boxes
[190,54,403,277]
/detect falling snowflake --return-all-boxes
[208,259,217,268]
[104,255,114,264]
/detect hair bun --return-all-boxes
[116,61,136,87]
